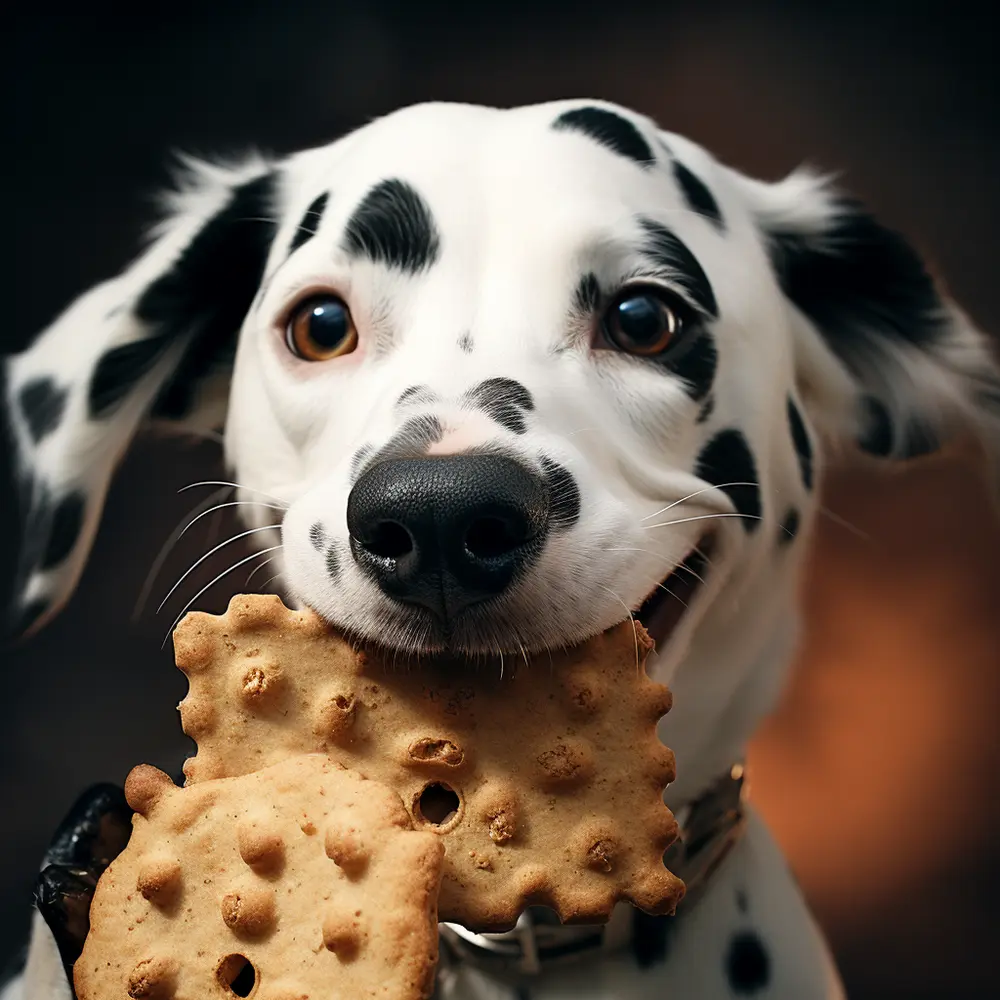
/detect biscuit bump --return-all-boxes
[322,912,362,960]
[324,824,369,876]
[407,737,465,767]
[136,857,182,902]
[124,766,175,817]
[237,822,285,872]
[221,886,277,937]
[125,956,176,999]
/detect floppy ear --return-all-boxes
[740,168,1000,471]
[3,155,283,637]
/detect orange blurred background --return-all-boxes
[3,3,999,997]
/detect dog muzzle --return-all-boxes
[438,762,748,981]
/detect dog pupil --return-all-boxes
[618,295,663,344]
[309,301,348,347]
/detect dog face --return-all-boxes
[6,101,999,678]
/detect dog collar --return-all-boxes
[437,762,748,981]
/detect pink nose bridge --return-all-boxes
[424,408,504,456]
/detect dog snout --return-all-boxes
[347,454,549,620]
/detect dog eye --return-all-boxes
[603,289,682,356]
[285,295,358,361]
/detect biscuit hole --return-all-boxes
[218,955,256,997]
[417,782,460,826]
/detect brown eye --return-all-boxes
[285,295,358,361]
[603,289,682,356]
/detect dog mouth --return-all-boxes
[635,536,713,651]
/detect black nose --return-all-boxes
[347,454,549,621]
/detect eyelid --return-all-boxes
[613,274,707,321]
[275,284,352,332]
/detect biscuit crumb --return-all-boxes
[488,810,515,845]
[407,738,465,767]
[586,840,614,872]
[469,851,493,871]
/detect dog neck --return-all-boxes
[654,569,802,809]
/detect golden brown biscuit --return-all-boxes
[74,755,444,1000]
[175,594,684,931]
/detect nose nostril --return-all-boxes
[363,521,414,560]
[464,517,522,560]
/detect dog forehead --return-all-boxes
[299,99,699,233]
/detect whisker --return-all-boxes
[132,485,231,622]
[156,525,281,615]
[641,483,760,521]
[179,480,290,507]
[161,545,283,648]
[642,512,763,530]
[597,583,640,675]
[180,500,287,539]
[245,553,279,588]
[818,504,871,541]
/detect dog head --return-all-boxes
[6,101,998,789]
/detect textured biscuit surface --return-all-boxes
[175,594,684,931]
[74,755,443,1000]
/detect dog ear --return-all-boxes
[739,167,1000,474]
[3,155,283,638]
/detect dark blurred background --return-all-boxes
[3,2,999,996]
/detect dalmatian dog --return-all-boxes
[3,99,999,1000]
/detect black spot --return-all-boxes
[572,272,602,314]
[735,888,749,913]
[145,170,279,421]
[669,331,717,402]
[342,178,440,274]
[457,332,474,353]
[898,420,940,459]
[786,397,813,491]
[89,335,171,417]
[637,218,718,318]
[697,395,715,424]
[326,544,340,580]
[371,415,445,464]
[672,161,724,230]
[766,198,947,357]
[350,445,374,483]
[309,522,326,551]
[778,508,800,545]
[552,106,655,167]
[857,395,894,456]
[464,377,535,436]
[288,191,329,255]
[726,931,771,994]
[40,491,86,569]
[540,457,581,529]
[694,430,762,532]
[632,910,674,968]
[396,385,436,407]
[18,378,68,442]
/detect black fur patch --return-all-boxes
[572,272,602,314]
[458,332,474,353]
[309,522,326,551]
[350,444,375,483]
[725,931,771,994]
[396,385,436,407]
[669,331,717,402]
[326,544,340,580]
[672,161,724,230]
[694,430,762,532]
[766,198,948,357]
[288,191,329,255]
[637,218,719,318]
[778,507,800,545]
[697,395,715,424]
[143,170,279,421]
[857,395,894,456]
[786,397,813,490]
[552,107,655,167]
[89,335,171,417]
[632,910,674,968]
[464,377,535,435]
[19,378,68,442]
[342,178,441,274]
[40,491,86,569]
[372,415,445,464]
[540,457,581,529]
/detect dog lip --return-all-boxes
[636,537,712,650]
